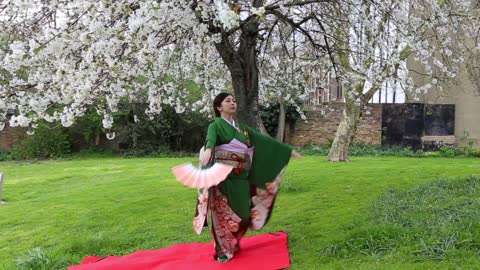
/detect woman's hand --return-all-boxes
[200,148,213,166]
[291,150,303,160]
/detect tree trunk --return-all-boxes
[258,117,269,135]
[275,101,286,142]
[95,133,100,146]
[213,12,261,129]
[328,101,363,162]
[232,72,259,128]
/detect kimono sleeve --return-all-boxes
[246,126,292,189]
[205,122,217,149]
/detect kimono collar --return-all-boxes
[221,117,237,128]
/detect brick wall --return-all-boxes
[285,103,382,147]
[0,122,24,150]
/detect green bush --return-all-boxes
[439,146,455,157]
[349,144,384,156]
[469,150,480,158]
[458,130,477,156]
[119,104,209,157]
[11,123,71,160]
[67,108,106,149]
[0,150,13,162]
[259,103,301,137]
[64,104,208,157]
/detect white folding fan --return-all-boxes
[171,163,233,189]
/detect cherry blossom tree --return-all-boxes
[0,0,329,136]
[455,4,480,96]
[259,54,314,141]
[258,24,325,141]
[1,0,477,160]
[321,0,479,161]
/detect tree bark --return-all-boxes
[275,101,286,142]
[95,133,100,146]
[232,25,260,128]
[327,100,364,162]
[258,117,269,135]
[213,6,261,129]
[232,70,259,128]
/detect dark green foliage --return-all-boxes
[469,150,480,157]
[11,123,71,160]
[120,104,209,157]
[64,104,209,157]
[67,108,105,150]
[259,103,301,136]
[0,150,13,161]
[438,146,455,157]
[1,103,208,160]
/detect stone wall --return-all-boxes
[285,103,383,147]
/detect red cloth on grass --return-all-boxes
[68,231,290,270]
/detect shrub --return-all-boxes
[67,108,106,150]
[11,123,71,160]
[65,103,208,157]
[458,130,477,156]
[119,104,209,156]
[439,146,455,158]
[259,103,301,137]
[0,150,13,162]
[469,150,480,158]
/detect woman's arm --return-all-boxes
[200,148,212,166]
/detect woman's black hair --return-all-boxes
[213,92,234,117]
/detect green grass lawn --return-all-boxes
[1,156,480,269]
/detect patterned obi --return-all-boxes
[215,150,251,175]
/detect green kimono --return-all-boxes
[193,117,292,261]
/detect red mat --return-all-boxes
[68,231,290,270]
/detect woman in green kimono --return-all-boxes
[194,93,302,262]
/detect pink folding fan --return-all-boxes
[171,163,233,189]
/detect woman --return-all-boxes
[194,92,302,262]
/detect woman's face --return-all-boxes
[217,95,237,115]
